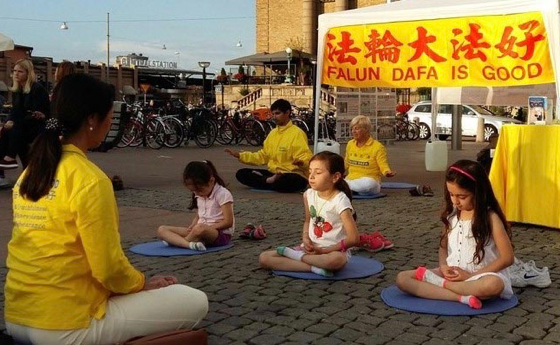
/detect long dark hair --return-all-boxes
[440,159,511,264]
[183,160,227,210]
[19,74,114,201]
[310,151,352,201]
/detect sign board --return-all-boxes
[335,87,397,142]
[322,12,553,88]
[528,96,546,124]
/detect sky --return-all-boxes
[0,0,256,74]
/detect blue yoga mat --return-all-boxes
[381,182,418,189]
[353,193,387,200]
[129,241,233,257]
[381,285,518,315]
[250,188,275,193]
[273,255,384,280]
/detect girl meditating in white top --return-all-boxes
[396,159,514,309]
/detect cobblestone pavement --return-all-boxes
[1,141,559,344]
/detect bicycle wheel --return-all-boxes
[193,119,217,148]
[127,119,145,147]
[145,118,165,149]
[409,122,420,140]
[216,121,235,145]
[117,119,138,148]
[243,119,266,146]
[162,117,185,148]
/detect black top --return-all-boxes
[8,82,50,124]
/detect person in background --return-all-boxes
[0,59,50,170]
[225,98,312,193]
[344,115,396,195]
[54,60,76,87]
[5,73,208,344]
[157,160,234,251]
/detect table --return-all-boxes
[489,125,560,229]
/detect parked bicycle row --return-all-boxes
[115,101,340,149]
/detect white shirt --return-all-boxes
[195,184,235,234]
[305,189,353,248]
[446,212,504,275]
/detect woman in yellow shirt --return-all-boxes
[5,74,208,344]
[344,115,396,195]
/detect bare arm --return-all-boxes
[302,194,313,252]
[187,214,199,229]
[314,209,358,254]
[469,213,514,275]
[212,202,234,230]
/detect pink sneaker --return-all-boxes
[358,233,385,252]
[371,231,394,249]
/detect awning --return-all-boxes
[225,49,316,66]
[122,85,137,95]
[0,33,14,52]
[0,81,8,92]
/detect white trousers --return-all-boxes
[346,177,381,195]
[6,284,208,345]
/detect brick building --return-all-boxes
[256,0,386,55]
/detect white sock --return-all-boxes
[415,267,446,287]
[189,242,207,251]
[459,295,482,309]
[311,266,333,277]
[277,246,304,261]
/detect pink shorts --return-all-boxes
[209,231,232,247]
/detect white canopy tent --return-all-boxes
[0,33,14,52]
[313,0,560,155]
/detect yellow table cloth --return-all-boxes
[489,125,560,229]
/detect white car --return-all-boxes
[406,101,522,141]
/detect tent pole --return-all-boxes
[313,66,321,153]
[431,88,438,142]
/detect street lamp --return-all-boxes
[198,61,211,105]
[60,14,110,82]
[310,59,317,107]
[285,47,292,83]
[174,51,180,68]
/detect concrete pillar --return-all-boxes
[117,65,123,99]
[335,0,348,12]
[302,0,317,55]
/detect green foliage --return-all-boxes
[239,88,250,96]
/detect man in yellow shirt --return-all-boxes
[226,99,312,193]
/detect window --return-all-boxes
[439,105,453,114]
[415,104,431,113]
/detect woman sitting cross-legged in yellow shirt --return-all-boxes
[5,74,208,345]
[344,115,396,195]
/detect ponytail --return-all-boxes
[184,160,227,210]
[19,74,114,202]
[335,178,352,202]
[19,130,62,201]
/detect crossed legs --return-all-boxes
[157,224,220,250]
[396,268,505,308]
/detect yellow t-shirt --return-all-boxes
[239,121,313,178]
[5,144,145,330]
[345,137,391,182]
